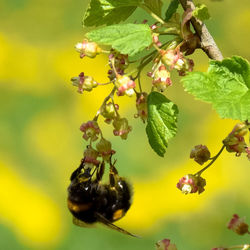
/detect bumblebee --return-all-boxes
[67,158,136,237]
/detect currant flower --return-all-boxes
[161,49,185,71]
[155,239,177,250]
[152,65,172,92]
[227,214,249,235]
[176,174,206,194]
[115,74,136,97]
[223,123,248,156]
[190,144,211,165]
[96,137,115,162]
[112,117,132,140]
[75,39,102,58]
[83,146,100,168]
[100,102,119,124]
[80,120,101,141]
[135,92,148,123]
[71,72,98,93]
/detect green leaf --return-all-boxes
[146,92,179,157]
[164,0,179,22]
[192,3,210,21]
[86,23,152,56]
[83,0,142,27]
[181,56,250,121]
[144,0,163,16]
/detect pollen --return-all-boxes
[113,209,124,221]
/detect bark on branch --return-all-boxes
[179,0,223,61]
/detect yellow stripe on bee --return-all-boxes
[113,209,124,221]
[67,199,92,213]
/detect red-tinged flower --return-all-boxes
[190,144,211,165]
[155,239,177,250]
[161,49,185,71]
[80,121,101,141]
[115,75,136,97]
[211,248,227,250]
[113,117,132,140]
[83,146,100,168]
[96,137,115,162]
[223,123,248,156]
[176,174,206,194]
[71,72,97,93]
[227,214,249,235]
[135,92,148,123]
[152,65,172,92]
[75,40,102,58]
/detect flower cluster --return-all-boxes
[176,174,206,194]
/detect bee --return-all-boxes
[67,158,136,237]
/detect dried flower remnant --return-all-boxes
[190,144,211,165]
[155,239,177,250]
[228,214,249,235]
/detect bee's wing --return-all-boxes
[72,216,95,228]
[95,212,139,238]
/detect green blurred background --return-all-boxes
[0,0,250,249]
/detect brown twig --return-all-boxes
[179,0,223,61]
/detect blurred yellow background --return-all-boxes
[0,0,250,249]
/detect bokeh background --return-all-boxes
[0,0,250,249]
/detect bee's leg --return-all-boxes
[96,161,105,182]
[109,163,119,189]
[70,157,86,181]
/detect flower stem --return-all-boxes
[93,86,116,121]
[195,145,225,176]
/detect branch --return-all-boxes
[179,0,223,61]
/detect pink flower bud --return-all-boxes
[112,117,132,140]
[75,40,102,58]
[190,144,211,165]
[176,174,206,194]
[155,239,177,250]
[80,121,101,141]
[227,214,249,235]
